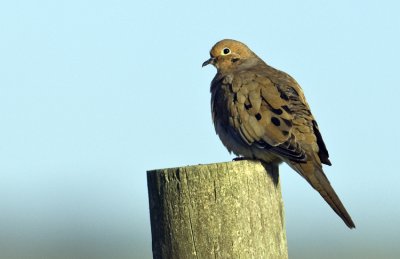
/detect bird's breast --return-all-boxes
[211,80,251,157]
[210,73,282,163]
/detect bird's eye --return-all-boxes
[222,48,231,55]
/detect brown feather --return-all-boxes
[206,39,354,228]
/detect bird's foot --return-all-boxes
[233,156,253,161]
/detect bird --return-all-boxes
[202,39,355,229]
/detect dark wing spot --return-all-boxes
[245,103,253,110]
[281,105,292,114]
[271,108,283,115]
[282,130,289,136]
[233,93,237,102]
[280,92,289,101]
[276,85,289,101]
[271,117,280,126]
[282,118,292,127]
[255,113,262,120]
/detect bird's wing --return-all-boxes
[227,70,309,162]
[273,71,332,166]
[228,70,355,227]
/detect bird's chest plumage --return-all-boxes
[210,73,277,161]
[211,77,241,155]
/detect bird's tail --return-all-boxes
[289,161,356,229]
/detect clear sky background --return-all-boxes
[1,0,399,258]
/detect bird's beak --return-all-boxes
[202,57,216,67]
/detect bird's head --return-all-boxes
[202,39,258,73]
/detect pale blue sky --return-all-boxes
[1,0,399,258]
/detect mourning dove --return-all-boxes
[203,39,355,228]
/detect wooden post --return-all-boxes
[147,160,288,259]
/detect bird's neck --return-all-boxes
[217,57,266,76]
